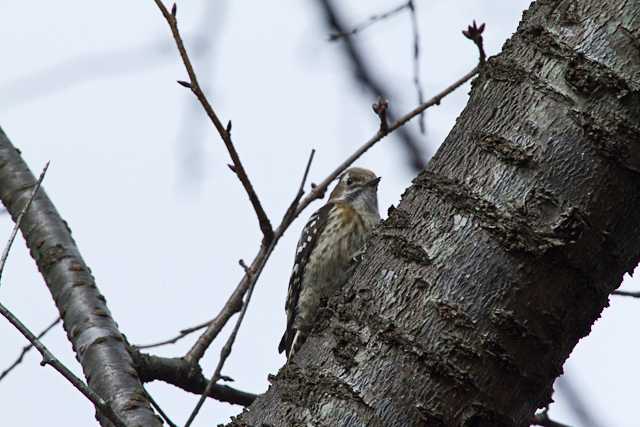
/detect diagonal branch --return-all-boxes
[0,127,162,427]
[153,7,482,414]
[184,150,315,425]
[184,266,259,426]
[318,0,428,172]
[131,349,257,407]
[184,63,478,365]
[0,161,49,284]
[134,317,210,350]
[612,289,640,297]
[407,0,426,134]
[0,315,61,381]
[153,0,273,242]
[328,1,411,41]
[0,164,124,426]
[0,302,127,427]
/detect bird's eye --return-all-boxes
[346,177,353,186]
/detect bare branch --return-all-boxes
[184,265,259,426]
[0,161,49,284]
[407,0,426,134]
[0,302,127,427]
[612,289,640,297]
[134,318,210,350]
[131,349,257,407]
[0,315,61,381]
[184,151,316,364]
[328,1,411,41]
[154,4,479,395]
[0,127,161,426]
[143,386,178,427]
[153,0,274,242]
[318,0,428,172]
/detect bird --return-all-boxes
[279,167,381,359]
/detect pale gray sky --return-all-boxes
[0,1,635,426]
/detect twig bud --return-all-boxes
[372,97,390,133]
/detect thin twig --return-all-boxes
[184,63,477,365]
[144,386,178,427]
[319,0,428,172]
[612,289,640,298]
[134,318,211,350]
[131,349,257,407]
[462,21,487,65]
[0,161,127,426]
[184,271,257,426]
[184,150,315,426]
[154,0,274,242]
[0,315,61,381]
[556,375,605,427]
[155,0,480,371]
[0,161,49,284]
[0,302,126,427]
[328,1,411,41]
[408,1,426,134]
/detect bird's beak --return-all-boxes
[365,177,381,188]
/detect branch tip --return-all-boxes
[372,98,390,132]
[462,20,486,65]
[177,80,192,89]
[238,259,250,273]
[170,3,177,17]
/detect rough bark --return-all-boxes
[234,1,640,426]
[0,128,162,427]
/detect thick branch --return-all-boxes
[131,349,256,407]
[0,161,48,283]
[0,303,126,427]
[0,127,161,427]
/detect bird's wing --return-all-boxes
[278,202,334,354]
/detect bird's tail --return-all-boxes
[278,329,291,355]
[278,328,306,359]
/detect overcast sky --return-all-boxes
[0,1,636,426]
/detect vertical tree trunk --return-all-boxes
[235,1,640,426]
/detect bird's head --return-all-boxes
[329,167,381,214]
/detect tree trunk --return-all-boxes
[235,1,640,426]
[0,128,162,427]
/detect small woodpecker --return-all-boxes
[279,167,381,359]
